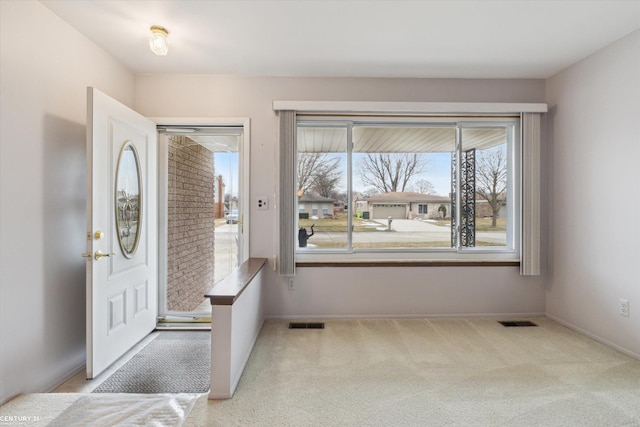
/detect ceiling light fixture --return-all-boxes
[149,25,169,56]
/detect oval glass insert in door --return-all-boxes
[115,141,142,258]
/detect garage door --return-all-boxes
[371,204,406,219]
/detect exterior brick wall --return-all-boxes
[167,136,215,311]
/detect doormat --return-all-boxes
[93,332,210,394]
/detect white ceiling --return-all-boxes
[41,0,640,79]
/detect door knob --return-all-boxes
[94,250,115,261]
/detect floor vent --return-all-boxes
[289,322,325,329]
[498,320,538,327]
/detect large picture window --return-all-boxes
[295,116,520,260]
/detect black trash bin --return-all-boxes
[362,211,370,219]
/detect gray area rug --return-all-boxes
[93,332,210,394]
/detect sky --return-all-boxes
[215,148,506,200]
[334,152,452,196]
[413,153,451,196]
[215,152,239,197]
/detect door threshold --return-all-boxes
[157,316,211,331]
[155,322,211,331]
[155,323,211,331]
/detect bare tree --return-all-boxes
[297,153,342,196]
[312,170,342,198]
[476,147,508,227]
[412,179,435,195]
[331,190,348,203]
[357,153,428,193]
[359,188,380,198]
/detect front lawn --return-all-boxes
[434,217,506,231]
[310,240,503,249]
[299,216,379,232]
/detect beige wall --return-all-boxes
[135,75,547,319]
[299,201,335,218]
[545,29,640,358]
[0,1,136,403]
[9,0,638,403]
[167,137,215,311]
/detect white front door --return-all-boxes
[85,88,157,378]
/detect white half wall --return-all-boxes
[0,1,135,403]
[135,75,547,319]
[270,266,544,318]
[545,30,640,358]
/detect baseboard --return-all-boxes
[265,312,546,320]
[0,393,20,407]
[43,362,85,393]
[0,358,85,405]
[546,313,640,361]
[208,390,231,399]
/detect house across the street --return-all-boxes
[361,192,452,220]
[298,194,337,218]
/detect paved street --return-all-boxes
[307,218,506,247]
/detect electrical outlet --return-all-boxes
[257,196,269,210]
[288,278,295,290]
[620,299,629,317]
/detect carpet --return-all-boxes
[7,319,640,426]
[184,318,640,426]
[93,331,210,394]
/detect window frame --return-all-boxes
[154,118,250,317]
[295,115,521,262]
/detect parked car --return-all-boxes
[226,209,239,224]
